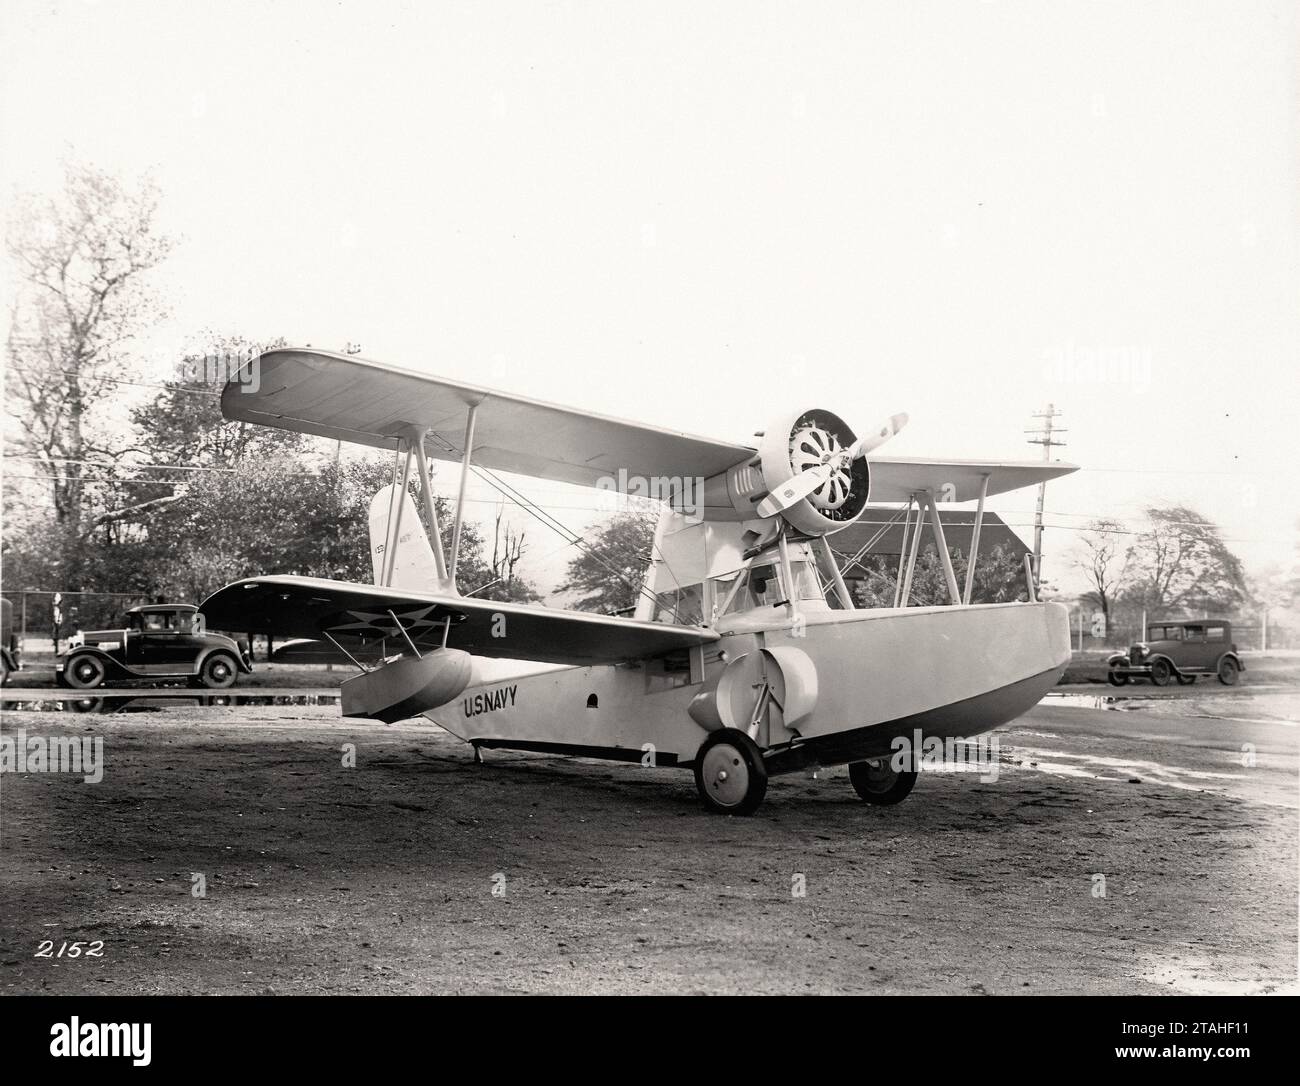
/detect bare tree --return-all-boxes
[1074,518,1125,627]
[5,161,172,537]
[469,505,540,603]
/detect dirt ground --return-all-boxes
[1,679,1296,995]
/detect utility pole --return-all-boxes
[1025,404,1067,593]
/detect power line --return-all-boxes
[40,370,224,396]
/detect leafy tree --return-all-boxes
[848,544,1031,608]
[1123,504,1247,614]
[558,510,659,614]
[129,333,303,467]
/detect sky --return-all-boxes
[2,0,1297,599]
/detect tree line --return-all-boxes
[1073,508,1250,639]
[2,164,543,637]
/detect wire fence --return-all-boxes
[2,590,150,651]
[0,590,278,656]
[1062,608,1290,652]
[2,587,1293,656]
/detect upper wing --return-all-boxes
[222,348,753,489]
[200,575,716,666]
[865,456,1079,503]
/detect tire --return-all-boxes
[693,728,768,815]
[65,654,107,690]
[1149,658,1173,687]
[1176,673,1197,686]
[1107,667,1129,687]
[198,652,239,690]
[1217,658,1239,686]
[849,758,918,805]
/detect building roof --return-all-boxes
[826,507,1029,565]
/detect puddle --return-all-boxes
[1000,744,1299,808]
[1043,693,1158,711]
[1142,958,1295,995]
[0,693,340,714]
[1005,746,1244,787]
[1042,690,1299,726]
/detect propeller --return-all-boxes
[755,412,908,520]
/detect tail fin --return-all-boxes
[368,484,455,593]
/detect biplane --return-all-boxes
[201,348,1077,814]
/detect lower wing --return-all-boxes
[200,575,716,666]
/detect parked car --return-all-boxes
[56,604,252,690]
[1107,620,1243,687]
[0,598,20,686]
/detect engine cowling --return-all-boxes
[701,408,871,536]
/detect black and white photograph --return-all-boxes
[0,0,1295,1063]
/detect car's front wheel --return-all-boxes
[1149,658,1174,687]
[198,653,239,690]
[1217,658,1239,686]
[1107,666,1129,687]
[65,654,107,690]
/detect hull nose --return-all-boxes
[785,601,1070,764]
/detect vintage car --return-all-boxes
[0,597,20,686]
[56,604,252,690]
[1107,619,1243,687]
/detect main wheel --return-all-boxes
[65,654,106,690]
[1217,658,1239,686]
[693,728,768,815]
[1107,667,1129,687]
[198,653,238,690]
[849,758,918,805]
[1149,658,1173,687]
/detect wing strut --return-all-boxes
[924,492,962,605]
[449,403,480,586]
[962,473,990,605]
[893,497,916,607]
[381,440,416,586]
[407,428,450,586]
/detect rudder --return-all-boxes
[368,484,454,593]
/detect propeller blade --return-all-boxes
[755,463,833,518]
[756,413,908,519]
[846,412,909,460]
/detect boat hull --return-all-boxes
[423,601,1071,773]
